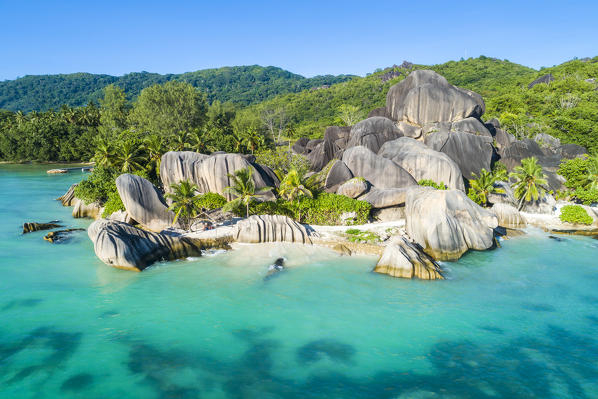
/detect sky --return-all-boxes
[1,0,597,81]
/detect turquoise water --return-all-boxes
[1,165,598,398]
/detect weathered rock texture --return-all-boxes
[358,188,410,208]
[374,236,444,280]
[57,184,77,206]
[324,160,353,192]
[160,151,209,193]
[88,219,230,271]
[342,146,417,189]
[346,117,403,154]
[72,199,102,219]
[23,221,62,234]
[425,131,494,179]
[233,215,312,244]
[405,188,498,260]
[386,70,485,125]
[379,137,465,191]
[116,174,175,232]
[492,203,526,228]
[336,178,368,199]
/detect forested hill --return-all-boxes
[0,65,355,112]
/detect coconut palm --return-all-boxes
[510,157,548,211]
[468,168,504,206]
[241,128,264,154]
[170,130,192,151]
[92,137,115,167]
[165,180,202,230]
[115,139,146,173]
[278,168,313,222]
[223,166,271,217]
[189,128,213,154]
[144,134,165,177]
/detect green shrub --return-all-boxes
[74,166,119,204]
[418,179,447,190]
[467,188,483,205]
[572,187,598,205]
[101,190,125,218]
[558,158,592,189]
[195,193,227,210]
[255,147,310,175]
[559,205,593,225]
[344,229,380,243]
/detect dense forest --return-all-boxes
[0,66,354,112]
[0,56,597,164]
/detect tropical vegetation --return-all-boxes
[510,157,549,210]
[559,204,593,225]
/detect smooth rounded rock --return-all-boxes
[374,236,444,280]
[233,215,312,244]
[337,178,368,199]
[346,117,403,154]
[342,146,417,189]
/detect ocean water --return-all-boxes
[1,164,598,399]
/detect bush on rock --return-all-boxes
[559,205,593,225]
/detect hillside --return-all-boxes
[0,66,354,112]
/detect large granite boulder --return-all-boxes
[291,137,310,154]
[425,131,494,179]
[405,188,498,260]
[116,174,175,232]
[337,178,369,199]
[500,139,546,170]
[396,121,422,139]
[346,117,403,153]
[386,70,485,125]
[450,117,492,137]
[358,187,410,208]
[160,151,209,194]
[492,203,526,228]
[324,160,353,192]
[306,126,351,171]
[87,220,226,271]
[374,236,444,280]
[379,137,465,191]
[342,146,417,189]
[367,107,387,118]
[233,215,312,244]
[494,128,517,150]
[72,199,102,219]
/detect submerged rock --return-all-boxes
[234,215,312,244]
[405,188,498,260]
[116,174,175,232]
[23,221,62,234]
[44,228,85,243]
[374,236,444,280]
[88,219,230,271]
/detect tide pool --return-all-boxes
[1,164,597,398]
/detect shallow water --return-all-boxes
[1,164,598,398]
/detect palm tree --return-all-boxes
[170,130,192,151]
[144,134,165,177]
[278,168,313,221]
[116,139,146,173]
[92,136,115,167]
[510,157,548,211]
[165,180,202,230]
[586,155,598,190]
[241,128,264,154]
[189,128,212,154]
[223,167,271,217]
[468,168,504,207]
[230,132,245,153]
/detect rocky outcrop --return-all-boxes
[57,184,77,206]
[160,151,209,194]
[386,70,485,125]
[367,107,387,118]
[107,210,136,224]
[358,187,410,208]
[450,117,492,137]
[233,215,312,244]
[337,178,368,199]
[405,188,498,260]
[72,199,102,219]
[342,146,417,189]
[23,221,62,234]
[492,203,526,228]
[346,117,403,154]
[116,174,175,232]
[378,137,465,191]
[324,160,353,192]
[291,137,310,154]
[528,73,554,89]
[306,126,351,171]
[88,219,230,271]
[425,131,494,179]
[396,121,422,139]
[44,228,85,243]
[374,236,444,280]
[494,128,517,150]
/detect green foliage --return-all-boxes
[195,193,227,210]
[101,190,125,218]
[0,66,353,112]
[255,147,310,175]
[164,180,203,230]
[344,229,380,243]
[491,161,509,181]
[418,179,447,190]
[510,157,549,210]
[558,157,593,189]
[223,167,272,217]
[467,168,505,206]
[559,204,593,225]
[277,168,313,202]
[572,187,598,205]
[74,167,118,205]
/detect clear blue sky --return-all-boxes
[1,0,597,81]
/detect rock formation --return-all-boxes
[378,137,465,191]
[342,146,417,189]
[23,221,62,234]
[116,174,175,232]
[374,236,444,280]
[492,203,526,228]
[88,219,230,271]
[324,160,353,192]
[336,178,368,199]
[346,117,403,154]
[72,199,102,219]
[405,187,498,260]
[233,215,312,244]
[160,151,209,194]
[57,184,77,206]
